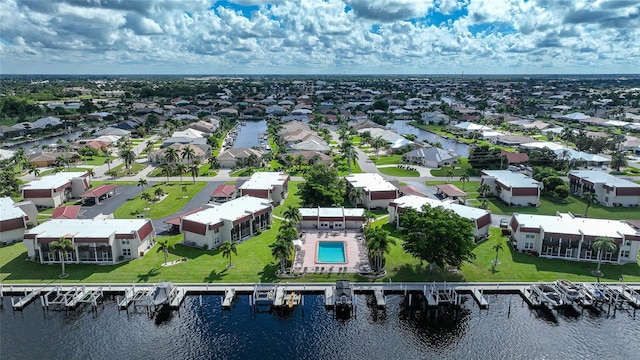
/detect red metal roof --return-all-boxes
[211,184,236,198]
[399,185,425,197]
[51,206,81,219]
[500,149,529,164]
[80,184,117,198]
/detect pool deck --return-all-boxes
[294,229,371,274]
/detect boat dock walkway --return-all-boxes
[3,282,640,311]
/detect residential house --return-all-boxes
[421,111,451,125]
[388,195,491,238]
[299,207,366,230]
[28,151,79,168]
[22,172,90,208]
[216,148,263,168]
[181,196,273,249]
[345,173,400,209]
[568,170,640,207]
[0,197,28,243]
[509,213,640,264]
[238,172,290,205]
[480,170,542,206]
[148,143,210,165]
[500,150,529,165]
[355,127,413,151]
[23,218,155,263]
[288,151,332,166]
[402,147,458,168]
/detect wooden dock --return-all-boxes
[169,288,186,309]
[324,286,334,307]
[620,285,640,308]
[471,288,489,308]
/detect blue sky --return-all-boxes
[1,0,639,75]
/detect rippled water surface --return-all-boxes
[1,294,638,360]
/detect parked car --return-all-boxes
[499,218,509,228]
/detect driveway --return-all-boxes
[79,185,141,220]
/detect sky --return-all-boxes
[1,0,639,75]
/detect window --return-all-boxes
[525,242,534,250]
[525,233,536,239]
[121,239,130,245]
[214,228,220,234]
[122,249,131,256]
[625,240,631,247]
[621,250,630,258]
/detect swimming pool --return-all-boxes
[317,241,346,263]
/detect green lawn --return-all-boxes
[108,162,146,177]
[273,181,302,217]
[81,156,115,166]
[378,167,420,177]
[486,195,640,220]
[114,182,207,219]
[430,158,480,177]
[2,221,639,284]
[372,155,403,165]
[40,167,92,176]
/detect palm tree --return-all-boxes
[156,239,174,265]
[104,158,113,177]
[592,236,617,276]
[283,206,301,225]
[29,164,40,179]
[294,154,306,171]
[370,136,389,159]
[140,192,152,208]
[221,240,238,269]
[340,141,358,174]
[478,184,491,198]
[164,146,179,164]
[119,148,136,174]
[492,242,504,266]
[581,190,598,217]
[446,169,455,183]
[364,225,395,273]
[181,185,188,198]
[144,141,154,155]
[86,168,95,180]
[459,173,470,190]
[182,146,196,165]
[190,164,199,184]
[160,163,173,183]
[609,151,627,171]
[137,178,148,189]
[360,131,372,145]
[270,239,293,273]
[175,163,187,184]
[154,187,165,198]
[347,186,365,207]
[49,237,74,278]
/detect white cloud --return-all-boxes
[0,0,638,74]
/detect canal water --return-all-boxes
[5,131,83,152]
[232,119,267,149]
[389,121,470,157]
[2,294,638,359]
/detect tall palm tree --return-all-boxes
[270,238,293,273]
[459,173,470,190]
[581,191,598,217]
[364,225,395,273]
[294,154,306,171]
[144,141,155,155]
[160,163,173,183]
[50,237,74,278]
[156,239,174,265]
[154,187,165,198]
[492,242,504,266]
[592,236,617,276]
[182,146,196,165]
[104,158,113,177]
[190,164,199,184]
[340,141,358,174]
[86,168,95,180]
[119,148,136,174]
[175,163,187,184]
[221,240,238,269]
[137,178,148,189]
